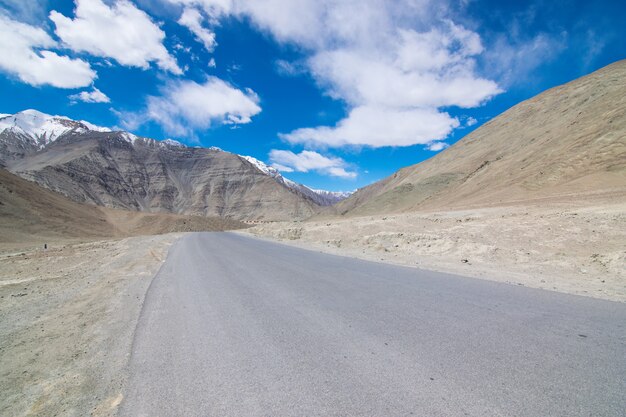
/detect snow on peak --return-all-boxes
[239,154,352,206]
[19,109,49,118]
[1,109,351,206]
[80,120,110,132]
[286,181,353,206]
[119,132,138,143]
[161,138,185,147]
[0,109,111,147]
[308,188,354,200]
[240,155,282,179]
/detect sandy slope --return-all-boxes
[333,60,625,217]
[247,197,626,302]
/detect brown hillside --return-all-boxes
[4,135,318,221]
[0,169,246,249]
[335,60,626,216]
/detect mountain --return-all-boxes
[297,187,353,206]
[0,110,347,221]
[334,60,626,216]
[239,155,352,206]
[0,168,246,247]
[0,109,110,163]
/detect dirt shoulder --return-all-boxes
[0,233,181,417]
[244,202,626,302]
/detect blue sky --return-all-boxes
[0,0,624,191]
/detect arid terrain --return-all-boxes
[0,61,624,416]
[0,169,247,416]
[0,168,247,252]
[0,110,338,222]
[246,194,626,302]
[0,234,179,416]
[331,60,625,217]
[247,61,626,302]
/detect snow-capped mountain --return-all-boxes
[0,110,189,150]
[240,155,283,178]
[162,138,185,147]
[0,112,318,220]
[239,155,352,206]
[304,188,353,204]
[0,109,110,148]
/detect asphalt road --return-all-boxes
[121,232,626,417]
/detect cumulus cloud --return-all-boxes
[309,46,498,110]
[69,86,110,103]
[269,149,356,178]
[178,7,217,52]
[281,106,459,148]
[50,0,182,74]
[0,13,95,88]
[465,116,478,127]
[166,0,501,148]
[122,77,261,137]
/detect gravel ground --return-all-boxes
[246,201,626,302]
[0,233,181,417]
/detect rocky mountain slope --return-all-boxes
[239,155,352,206]
[0,168,247,248]
[0,110,348,221]
[334,60,626,216]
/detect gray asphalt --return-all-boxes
[121,232,626,417]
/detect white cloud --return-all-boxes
[425,141,449,152]
[69,86,110,103]
[308,44,498,109]
[50,0,182,74]
[281,106,459,148]
[465,116,477,127]
[271,163,294,172]
[173,42,191,53]
[166,0,501,148]
[208,57,216,67]
[274,59,305,77]
[0,0,48,24]
[178,7,217,52]
[0,13,96,88]
[269,150,356,178]
[122,77,261,137]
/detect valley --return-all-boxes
[0,60,624,416]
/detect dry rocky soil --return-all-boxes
[246,195,626,302]
[0,234,179,416]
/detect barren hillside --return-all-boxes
[248,61,626,301]
[0,112,322,221]
[0,169,246,250]
[335,60,626,216]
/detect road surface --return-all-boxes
[121,232,626,416]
